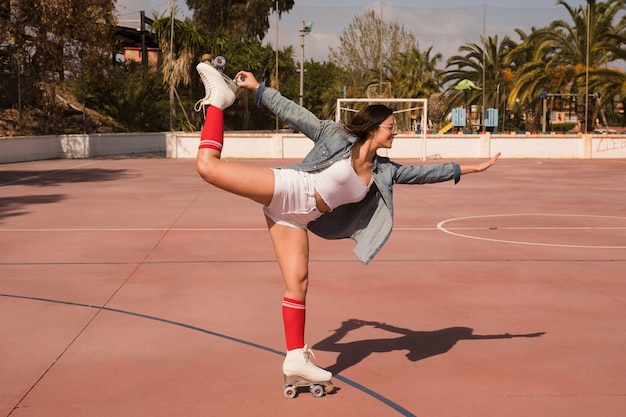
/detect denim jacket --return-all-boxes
[255,83,461,264]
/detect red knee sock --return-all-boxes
[282,297,305,351]
[199,105,224,152]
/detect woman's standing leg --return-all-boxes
[266,217,332,383]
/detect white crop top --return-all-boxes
[313,158,371,210]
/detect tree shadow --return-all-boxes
[312,319,545,375]
[0,168,132,187]
[0,194,67,221]
[0,167,132,221]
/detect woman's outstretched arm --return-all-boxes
[460,152,501,175]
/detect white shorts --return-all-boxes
[263,168,323,229]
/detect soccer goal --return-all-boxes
[336,97,429,160]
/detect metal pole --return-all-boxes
[379,3,383,92]
[421,101,427,161]
[141,11,148,71]
[80,51,86,134]
[169,0,174,132]
[299,21,305,107]
[542,98,547,132]
[275,0,279,132]
[495,83,500,132]
[584,2,590,133]
[482,2,486,133]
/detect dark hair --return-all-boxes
[344,104,394,141]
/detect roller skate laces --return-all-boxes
[194,61,238,112]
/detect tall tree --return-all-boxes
[329,9,418,95]
[186,0,294,41]
[282,59,346,120]
[15,0,116,83]
[1,0,116,133]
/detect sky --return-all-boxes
[115,0,579,63]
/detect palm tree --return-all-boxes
[151,13,211,91]
[585,0,626,128]
[444,35,517,130]
[507,0,626,131]
[386,46,443,99]
[378,46,444,131]
[504,27,556,131]
[588,67,626,128]
[150,13,212,130]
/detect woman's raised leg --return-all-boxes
[196,106,275,205]
[195,60,274,205]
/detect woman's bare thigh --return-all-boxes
[197,150,275,205]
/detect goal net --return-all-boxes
[335,97,428,134]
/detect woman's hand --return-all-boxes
[460,152,501,175]
[235,71,260,91]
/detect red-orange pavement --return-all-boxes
[1,156,625,417]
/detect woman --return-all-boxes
[194,59,500,390]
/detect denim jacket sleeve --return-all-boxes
[255,82,356,171]
[254,82,337,143]
[383,158,461,185]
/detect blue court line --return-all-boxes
[1,293,417,417]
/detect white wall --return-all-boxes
[2,131,626,164]
[169,132,622,160]
[0,133,166,164]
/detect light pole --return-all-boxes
[275,0,279,132]
[299,21,312,107]
[168,0,174,132]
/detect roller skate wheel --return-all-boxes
[236,74,246,84]
[214,55,226,67]
[283,385,297,399]
[324,383,334,394]
[310,385,325,398]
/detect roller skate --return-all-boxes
[282,344,334,399]
[194,54,239,112]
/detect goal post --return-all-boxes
[336,97,429,160]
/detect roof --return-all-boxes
[114,25,159,49]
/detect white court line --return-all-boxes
[432,227,626,231]
[498,160,543,167]
[400,226,626,231]
[437,213,626,249]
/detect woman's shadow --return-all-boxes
[312,319,544,374]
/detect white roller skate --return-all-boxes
[282,344,334,399]
[194,55,238,112]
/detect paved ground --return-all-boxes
[1,156,625,417]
